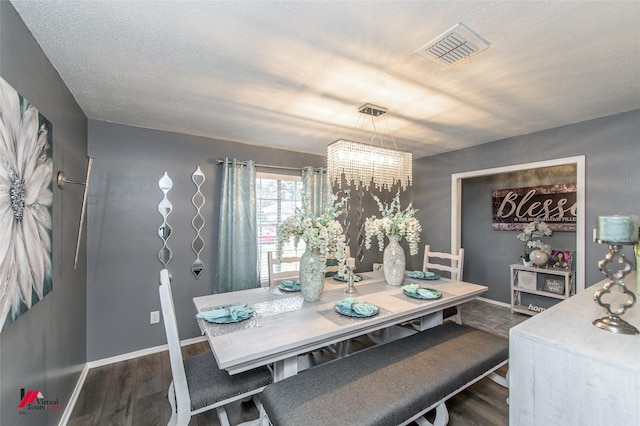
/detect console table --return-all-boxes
[510,264,574,316]
[509,275,639,425]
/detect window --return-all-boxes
[257,172,305,285]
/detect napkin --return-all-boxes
[402,284,441,299]
[407,271,436,279]
[335,297,378,316]
[335,273,362,282]
[280,280,301,290]
[197,304,253,322]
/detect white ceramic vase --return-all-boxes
[529,249,549,267]
[299,248,325,302]
[383,235,406,286]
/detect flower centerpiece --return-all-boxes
[276,194,347,301]
[364,192,422,285]
[517,220,552,266]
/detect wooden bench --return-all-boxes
[260,322,508,426]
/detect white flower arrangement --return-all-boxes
[364,192,422,256]
[276,194,347,263]
[517,220,553,261]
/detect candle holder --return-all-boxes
[593,242,639,335]
[344,266,357,294]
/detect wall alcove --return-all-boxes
[451,156,586,303]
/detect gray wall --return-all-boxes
[86,120,327,360]
[413,109,640,301]
[87,109,640,360]
[0,2,88,425]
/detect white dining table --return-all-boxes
[193,270,487,381]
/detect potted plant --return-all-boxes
[276,194,347,301]
[364,192,422,285]
[517,220,552,267]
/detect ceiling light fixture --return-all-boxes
[327,104,412,191]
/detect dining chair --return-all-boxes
[423,244,465,324]
[267,252,300,287]
[158,269,272,426]
[423,244,465,281]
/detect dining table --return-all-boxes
[193,270,487,381]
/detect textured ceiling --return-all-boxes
[9,1,640,159]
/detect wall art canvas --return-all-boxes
[0,76,53,332]
[491,183,577,232]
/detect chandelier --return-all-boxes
[327,104,412,191]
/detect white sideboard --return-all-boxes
[509,274,639,426]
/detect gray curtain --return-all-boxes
[302,166,332,215]
[216,158,258,293]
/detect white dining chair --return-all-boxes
[423,244,465,281]
[423,244,465,324]
[266,252,300,287]
[158,269,272,426]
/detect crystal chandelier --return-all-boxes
[327,104,413,191]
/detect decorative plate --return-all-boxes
[402,287,442,300]
[334,301,379,318]
[199,305,255,324]
[408,273,440,280]
[205,313,253,324]
[333,274,363,282]
[279,282,301,292]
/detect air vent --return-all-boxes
[415,22,489,66]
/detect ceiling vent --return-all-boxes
[415,22,489,66]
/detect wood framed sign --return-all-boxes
[542,277,565,295]
[491,183,577,232]
[517,271,537,291]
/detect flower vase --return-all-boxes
[529,249,549,268]
[299,248,326,302]
[522,258,533,267]
[383,235,406,286]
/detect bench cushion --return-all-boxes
[184,351,272,411]
[262,323,508,426]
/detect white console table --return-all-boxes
[509,275,639,426]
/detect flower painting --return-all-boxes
[0,76,53,332]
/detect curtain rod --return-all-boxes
[216,159,324,172]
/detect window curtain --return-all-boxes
[302,166,331,215]
[216,158,259,293]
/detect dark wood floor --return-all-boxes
[69,300,520,425]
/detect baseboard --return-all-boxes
[59,363,89,426]
[476,296,510,309]
[87,335,207,369]
[60,335,208,425]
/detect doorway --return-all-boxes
[451,156,586,293]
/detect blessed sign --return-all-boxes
[492,183,577,232]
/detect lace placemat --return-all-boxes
[197,295,305,337]
[317,304,390,326]
[392,290,455,305]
